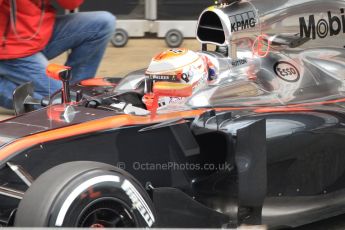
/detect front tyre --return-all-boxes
[14,161,156,227]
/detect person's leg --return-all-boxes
[0,53,62,109]
[42,11,116,84]
[0,76,19,109]
[0,11,115,109]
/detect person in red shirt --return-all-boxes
[0,0,115,109]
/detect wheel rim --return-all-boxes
[166,31,182,47]
[170,34,178,43]
[77,198,137,227]
[115,34,124,43]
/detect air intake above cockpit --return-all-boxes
[197,11,226,45]
[196,2,259,47]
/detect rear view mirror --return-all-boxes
[46,64,72,103]
[46,64,72,82]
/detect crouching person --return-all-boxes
[0,0,116,109]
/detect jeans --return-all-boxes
[0,11,116,109]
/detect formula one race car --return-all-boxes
[2,0,345,228]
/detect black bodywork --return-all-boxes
[3,0,345,226]
[2,94,345,228]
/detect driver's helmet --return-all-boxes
[143,48,216,108]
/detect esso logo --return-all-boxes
[274,61,300,82]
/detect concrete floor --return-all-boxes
[0,109,13,121]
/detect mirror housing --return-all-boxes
[46,64,72,104]
[46,64,72,81]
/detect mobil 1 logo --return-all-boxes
[274,61,300,82]
[300,9,345,39]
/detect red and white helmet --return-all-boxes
[144,48,211,107]
[146,48,210,83]
[144,48,214,107]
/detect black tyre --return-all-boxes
[165,29,184,48]
[111,29,129,47]
[15,161,156,227]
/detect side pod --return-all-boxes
[235,119,267,225]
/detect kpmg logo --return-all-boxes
[230,11,257,32]
[299,9,345,39]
